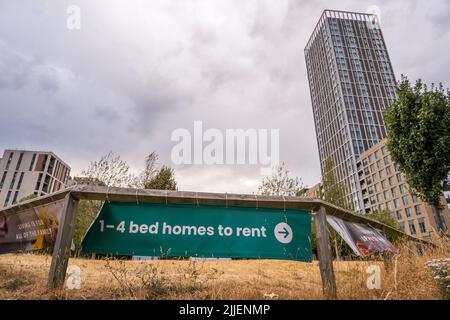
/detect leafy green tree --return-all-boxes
[364,209,399,229]
[144,166,177,191]
[18,194,38,203]
[385,78,450,232]
[321,157,352,211]
[258,163,305,196]
[319,158,354,259]
[72,177,106,253]
[73,152,178,253]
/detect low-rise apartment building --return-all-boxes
[357,139,450,240]
[0,149,71,207]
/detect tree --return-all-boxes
[258,163,305,196]
[71,177,106,253]
[364,209,399,229]
[321,157,352,211]
[73,152,178,253]
[320,158,354,260]
[18,194,38,203]
[135,152,159,188]
[81,151,135,188]
[144,166,177,191]
[385,77,450,232]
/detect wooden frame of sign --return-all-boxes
[0,185,428,299]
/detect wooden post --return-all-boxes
[47,193,79,290]
[314,205,337,299]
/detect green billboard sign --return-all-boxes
[81,202,312,262]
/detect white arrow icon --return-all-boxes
[274,222,293,244]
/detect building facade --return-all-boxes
[0,150,71,208]
[358,139,450,240]
[305,182,322,199]
[305,10,397,212]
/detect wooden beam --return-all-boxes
[70,185,320,211]
[47,193,79,291]
[0,184,428,245]
[314,205,337,300]
[68,185,423,243]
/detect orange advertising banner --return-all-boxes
[0,200,65,254]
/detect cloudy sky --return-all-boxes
[0,0,449,194]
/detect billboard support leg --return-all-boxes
[314,205,337,299]
[47,193,79,291]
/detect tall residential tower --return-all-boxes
[305,10,397,212]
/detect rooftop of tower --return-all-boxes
[305,9,380,52]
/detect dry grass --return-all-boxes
[0,239,448,300]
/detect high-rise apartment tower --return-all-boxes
[305,10,397,211]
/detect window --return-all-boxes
[386,166,392,176]
[9,172,17,190]
[4,191,12,207]
[376,160,382,169]
[16,153,24,171]
[405,207,412,218]
[397,174,403,183]
[389,177,395,186]
[35,173,43,190]
[394,198,400,209]
[384,191,390,201]
[381,180,387,189]
[0,171,7,190]
[29,153,37,171]
[402,196,409,206]
[17,172,25,190]
[382,146,388,155]
[387,201,393,210]
[375,151,380,159]
[400,184,407,194]
[12,191,19,205]
[391,188,398,198]
[412,195,418,203]
[418,218,426,233]
[396,210,402,220]
[379,171,384,179]
[384,156,390,165]
[369,155,374,164]
[399,222,406,232]
[415,205,422,215]
[40,154,48,171]
[409,221,416,235]
[377,194,383,202]
[5,152,13,170]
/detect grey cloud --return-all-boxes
[0,0,448,194]
[0,44,36,90]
